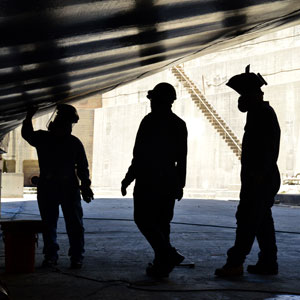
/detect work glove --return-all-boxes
[121,179,129,196]
[80,185,94,203]
[26,106,38,120]
[175,187,184,201]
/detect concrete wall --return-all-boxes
[91,25,300,197]
[91,68,242,198]
[183,25,300,181]
[2,173,24,198]
[3,26,300,198]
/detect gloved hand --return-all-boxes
[121,179,128,196]
[80,185,94,203]
[175,187,184,201]
[26,106,38,120]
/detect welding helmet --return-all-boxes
[226,65,267,95]
[147,82,177,103]
[47,104,79,131]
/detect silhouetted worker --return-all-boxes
[121,82,188,278]
[215,65,281,276]
[22,104,94,269]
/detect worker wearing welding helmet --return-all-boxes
[47,103,79,134]
[215,66,281,277]
[121,82,188,278]
[22,103,93,269]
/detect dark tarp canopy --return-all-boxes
[1,0,300,141]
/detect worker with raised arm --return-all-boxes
[22,104,94,269]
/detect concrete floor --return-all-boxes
[0,197,300,300]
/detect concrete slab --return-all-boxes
[0,197,300,300]
[276,194,300,206]
[1,173,24,198]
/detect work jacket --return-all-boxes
[21,119,91,190]
[241,101,281,195]
[123,111,188,195]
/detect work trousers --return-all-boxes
[227,180,279,266]
[133,191,175,262]
[37,181,84,262]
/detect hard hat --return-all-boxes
[226,65,267,95]
[147,82,177,102]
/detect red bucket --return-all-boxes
[4,231,37,273]
[0,220,43,274]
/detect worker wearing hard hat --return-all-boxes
[215,66,281,276]
[121,82,188,278]
[22,104,94,269]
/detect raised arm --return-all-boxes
[21,107,38,145]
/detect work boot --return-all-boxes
[153,248,185,267]
[146,263,170,278]
[215,264,243,277]
[171,248,185,266]
[147,252,178,278]
[70,259,83,269]
[247,262,278,275]
[42,258,58,267]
